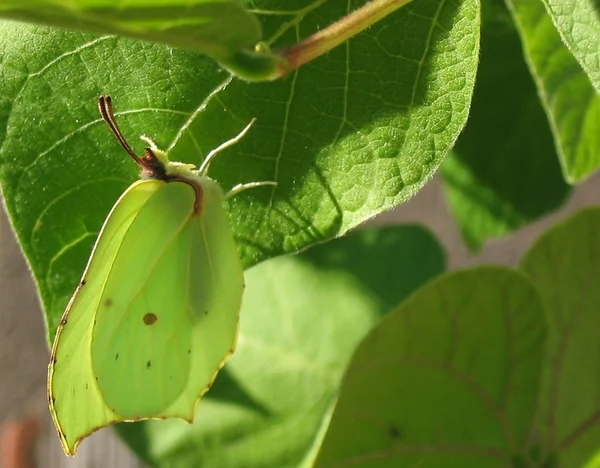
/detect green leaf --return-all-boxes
[115,225,446,467]
[543,0,600,94]
[521,207,600,467]
[442,1,570,251]
[316,267,546,467]
[506,0,600,182]
[0,0,479,343]
[0,0,261,60]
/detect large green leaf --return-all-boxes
[543,0,600,94]
[521,208,600,467]
[506,0,600,182]
[115,225,446,467]
[442,0,570,251]
[316,267,546,467]
[0,0,479,342]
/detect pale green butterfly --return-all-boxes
[47,96,275,455]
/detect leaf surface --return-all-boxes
[543,0,600,94]
[0,0,479,341]
[442,1,570,251]
[316,267,546,468]
[521,208,600,467]
[116,225,446,467]
[507,0,600,182]
[0,0,261,59]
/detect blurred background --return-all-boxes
[2,173,600,468]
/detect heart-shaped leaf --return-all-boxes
[0,0,479,343]
[521,208,600,466]
[317,267,546,467]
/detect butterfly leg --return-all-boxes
[225,181,277,200]
[198,119,256,176]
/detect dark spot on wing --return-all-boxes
[115,353,119,360]
[143,313,157,325]
[388,425,401,439]
[60,317,67,326]
[52,357,57,365]
[51,397,56,404]
[187,349,191,354]
[147,360,151,368]
[80,279,87,286]
[105,298,113,307]
[95,377,99,381]
[204,310,208,315]
[85,384,88,390]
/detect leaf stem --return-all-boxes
[224,0,414,81]
[280,0,415,71]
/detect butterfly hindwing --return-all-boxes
[49,177,244,454]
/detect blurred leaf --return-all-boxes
[0,0,261,60]
[316,267,546,467]
[506,0,600,182]
[521,207,600,467]
[442,1,570,251]
[116,225,446,467]
[0,0,479,342]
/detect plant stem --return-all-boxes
[224,0,414,81]
[280,0,414,70]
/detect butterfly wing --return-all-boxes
[48,179,163,454]
[49,178,243,455]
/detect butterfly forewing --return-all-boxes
[48,180,165,453]
[91,181,196,416]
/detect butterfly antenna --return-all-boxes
[98,95,143,166]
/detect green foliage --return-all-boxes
[316,207,600,467]
[441,0,570,251]
[542,0,600,94]
[0,0,479,343]
[317,267,546,467]
[116,225,446,467]
[0,0,261,59]
[507,0,600,183]
[443,0,600,250]
[0,0,286,80]
[0,0,599,465]
[521,208,600,467]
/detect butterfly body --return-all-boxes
[48,96,273,455]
